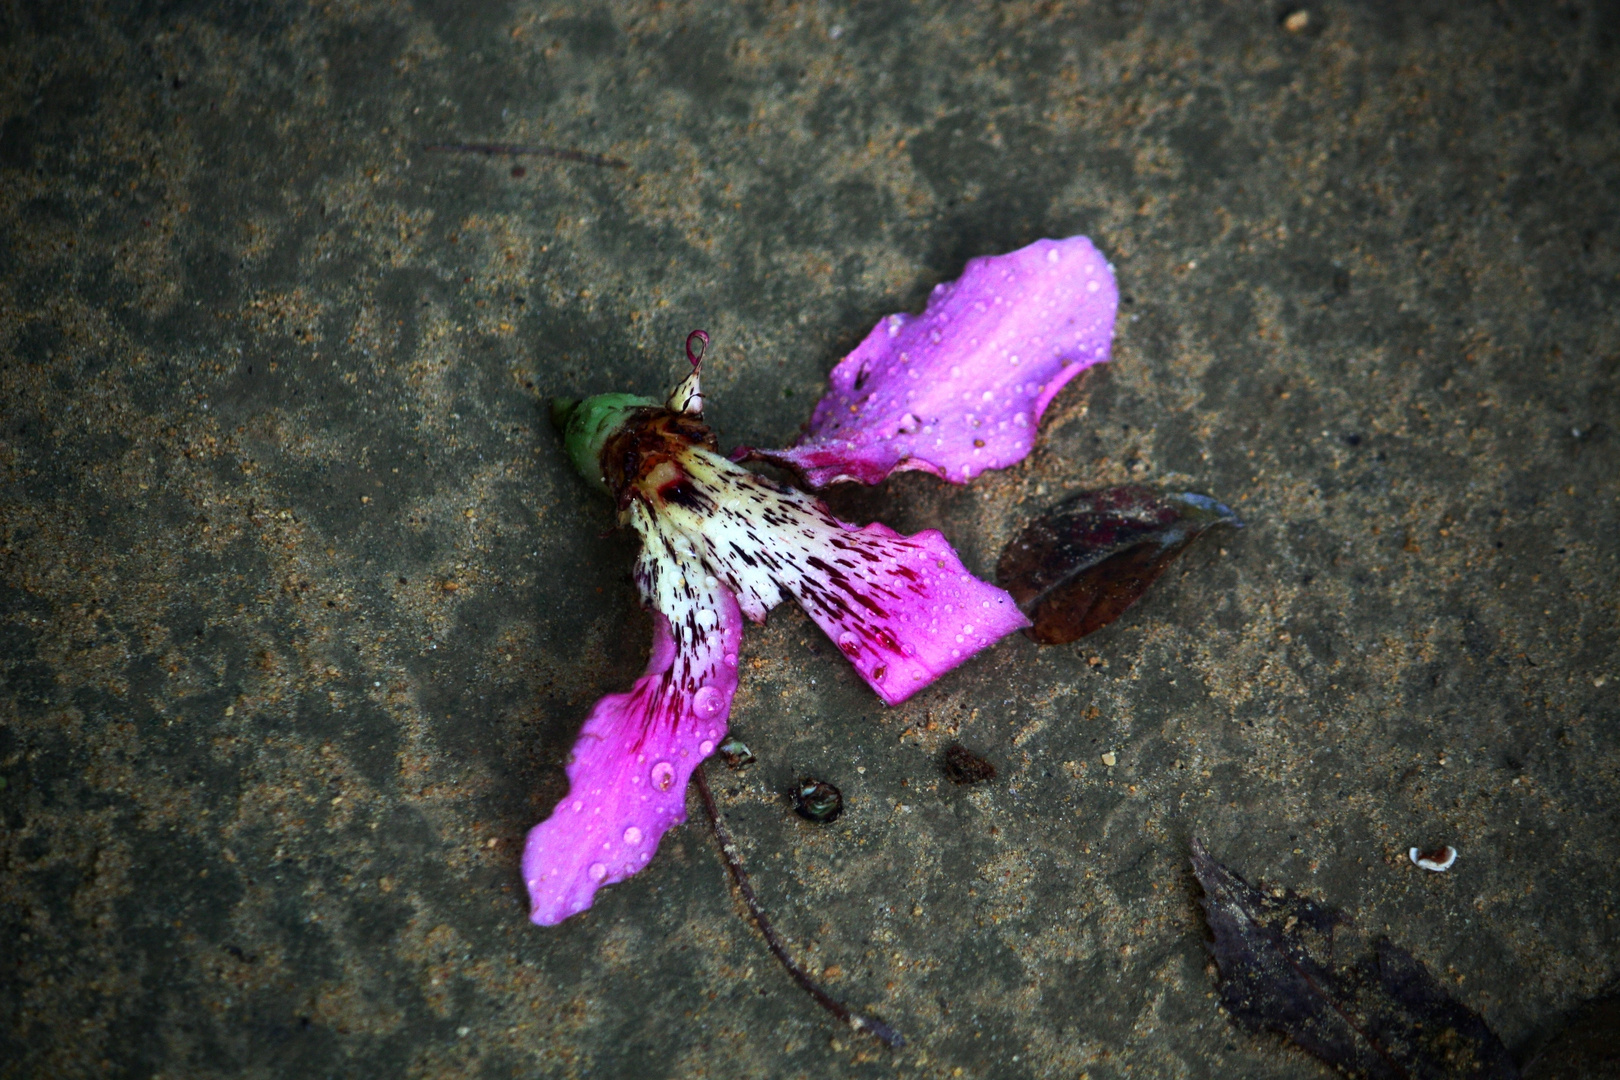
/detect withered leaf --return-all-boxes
[1191,837,1518,1080]
[1522,994,1620,1080]
[996,486,1240,644]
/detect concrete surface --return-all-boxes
[2,1,1617,1077]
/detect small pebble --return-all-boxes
[1409,845,1457,872]
[792,778,842,823]
[1101,751,1118,767]
[718,736,755,769]
[1283,10,1309,33]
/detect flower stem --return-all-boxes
[694,763,904,1049]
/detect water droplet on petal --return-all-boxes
[623,826,643,845]
[588,862,608,882]
[571,800,584,813]
[699,739,714,755]
[837,631,860,656]
[651,761,675,791]
[691,685,724,719]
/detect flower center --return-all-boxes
[600,408,719,511]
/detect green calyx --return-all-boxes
[551,393,655,495]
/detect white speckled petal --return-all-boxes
[663,446,1029,705]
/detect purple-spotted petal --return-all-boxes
[786,519,1030,705]
[746,236,1117,487]
[522,524,742,926]
[660,446,1030,705]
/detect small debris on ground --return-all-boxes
[942,743,997,785]
[792,778,843,823]
[1409,845,1458,872]
[718,736,755,769]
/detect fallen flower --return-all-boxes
[525,236,1118,925]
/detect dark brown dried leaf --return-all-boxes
[1522,994,1620,1080]
[1191,837,1518,1080]
[996,486,1240,644]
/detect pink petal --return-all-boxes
[522,538,742,926]
[786,518,1030,706]
[745,236,1117,487]
[666,448,1030,705]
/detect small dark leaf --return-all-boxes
[997,486,1240,644]
[1191,837,1518,1080]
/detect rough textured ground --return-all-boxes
[2,2,1617,1077]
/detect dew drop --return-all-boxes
[1087,279,1101,293]
[691,685,724,719]
[588,862,608,882]
[1047,247,1061,263]
[571,800,584,813]
[623,826,643,845]
[837,631,861,656]
[651,761,675,791]
[699,739,714,755]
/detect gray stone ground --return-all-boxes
[2,2,1617,1077]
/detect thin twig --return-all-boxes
[694,764,904,1049]
[422,142,629,170]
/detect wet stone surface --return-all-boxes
[1,2,1617,1077]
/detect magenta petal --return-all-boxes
[785,518,1030,706]
[522,587,742,926]
[748,236,1117,487]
